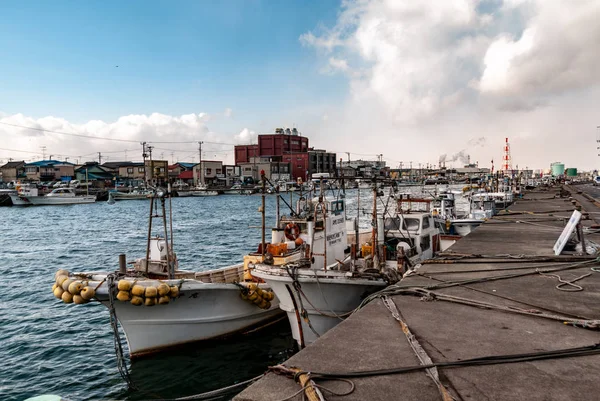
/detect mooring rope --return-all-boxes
[106,273,136,389]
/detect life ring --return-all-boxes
[284,223,301,241]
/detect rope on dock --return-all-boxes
[293,342,600,380]
[268,365,355,401]
[382,296,456,401]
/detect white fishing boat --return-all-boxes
[108,188,152,201]
[222,184,253,195]
[52,191,282,358]
[252,186,439,347]
[191,190,219,196]
[8,184,37,206]
[172,182,192,197]
[11,187,96,205]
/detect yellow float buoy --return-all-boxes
[117,290,131,302]
[55,269,69,280]
[247,283,258,291]
[144,297,156,307]
[248,290,259,302]
[61,291,73,304]
[52,283,58,292]
[257,299,268,309]
[68,281,83,295]
[56,275,69,287]
[131,296,143,306]
[263,300,271,310]
[80,286,95,301]
[169,286,179,298]
[118,280,132,291]
[61,278,74,292]
[53,286,64,299]
[131,284,145,297]
[73,295,87,304]
[264,291,274,301]
[145,286,158,298]
[157,283,170,297]
[158,295,170,305]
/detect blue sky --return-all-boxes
[0,0,345,129]
[1,0,599,169]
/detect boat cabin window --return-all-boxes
[420,235,431,251]
[433,200,441,208]
[384,217,402,230]
[330,200,344,215]
[422,216,430,229]
[404,218,420,231]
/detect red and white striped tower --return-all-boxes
[502,137,512,173]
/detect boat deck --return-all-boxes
[235,185,600,400]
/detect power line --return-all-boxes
[0,121,241,146]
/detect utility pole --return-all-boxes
[41,146,47,160]
[198,141,204,186]
[345,152,350,162]
[147,145,154,186]
[141,142,147,185]
[98,152,102,164]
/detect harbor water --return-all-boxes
[0,186,468,401]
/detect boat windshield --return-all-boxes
[384,217,420,231]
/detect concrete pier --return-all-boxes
[236,185,600,401]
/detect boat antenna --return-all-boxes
[168,181,174,266]
[371,183,379,269]
[261,170,266,260]
[159,193,173,279]
[144,194,154,276]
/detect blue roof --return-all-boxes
[177,162,197,169]
[25,160,75,167]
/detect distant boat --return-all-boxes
[221,184,253,195]
[108,188,152,201]
[172,182,192,197]
[10,187,96,206]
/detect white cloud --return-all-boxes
[223,108,233,118]
[0,112,241,164]
[300,0,600,169]
[233,128,257,145]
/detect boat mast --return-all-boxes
[372,183,379,269]
[261,170,266,260]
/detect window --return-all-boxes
[127,168,133,174]
[216,169,222,174]
[206,168,212,175]
[244,167,252,172]
[297,165,302,169]
[420,235,431,251]
[138,167,145,173]
[422,217,430,229]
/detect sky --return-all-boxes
[1,0,599,171]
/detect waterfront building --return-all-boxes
[193,160,223,186]
[74,162,115,188]
[0,160,25,183]
[24,160,75,182]
[238,157,292,184]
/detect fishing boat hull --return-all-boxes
[26,195,96,205]
[110,193,150,200]
[9,194,31,206]
[80,274,282,357]
[252,267,386,347]
[191,190,219,196]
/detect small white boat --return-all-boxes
[108,188,152,201]
[191,185,219,196]
[11,187,96,205]
[222,184,253,195]
[172,182,192,197]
